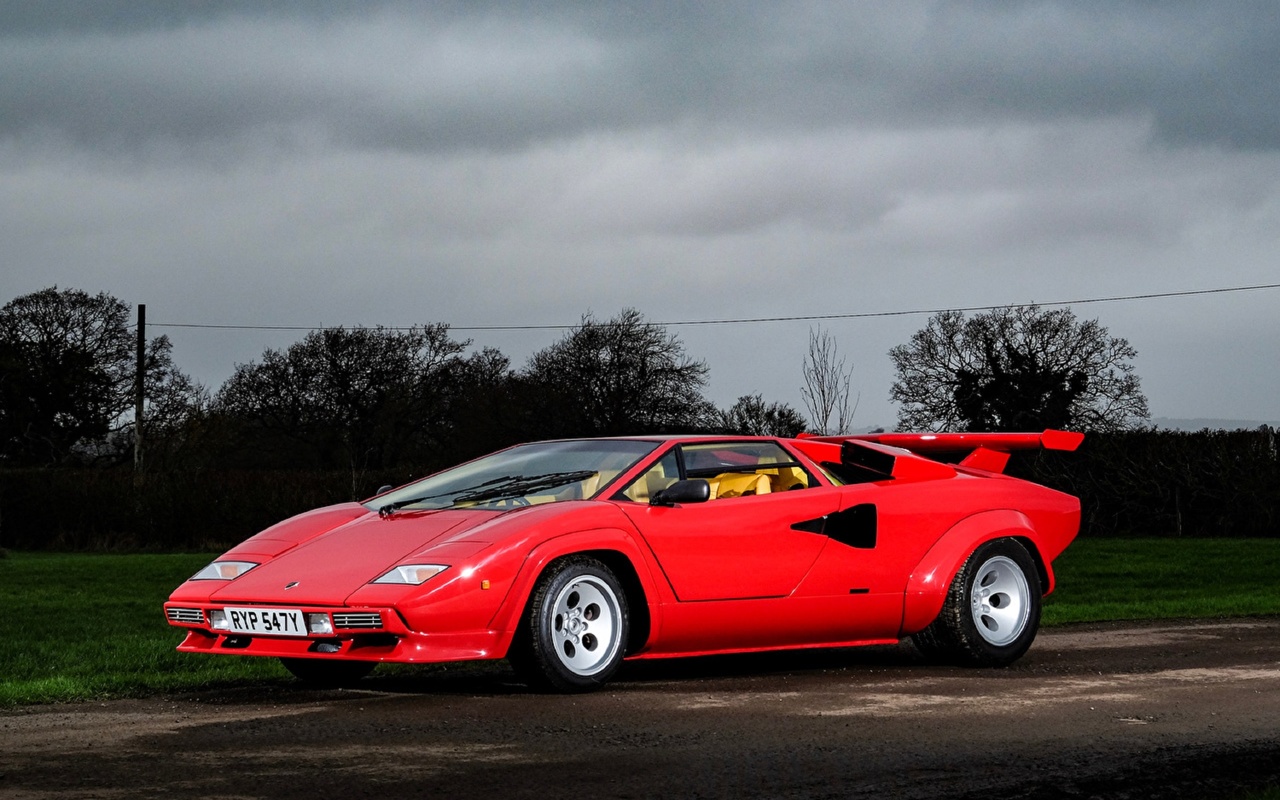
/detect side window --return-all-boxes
[680,442,815,500]
[618,451,680,503]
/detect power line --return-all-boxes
[151,281,1280,333]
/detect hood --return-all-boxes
[210,508,493,606]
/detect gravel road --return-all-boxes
[4,617,1280,799]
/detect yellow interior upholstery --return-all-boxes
[621,458,807,504]
[763,466,809,492]
[533,471,608,504]
[577,472,602,499]
[707,472,772,499]
[624,465,677,503]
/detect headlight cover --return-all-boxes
[190,561,259,581]
[373,564,448,585]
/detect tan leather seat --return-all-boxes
[577,472,601,499]
[624,466,676,503]
[708,472,772,499]
[764,466,809,492]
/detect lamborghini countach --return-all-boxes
[165,430,1083,692]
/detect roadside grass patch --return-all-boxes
[1043,538,1280,625]
[3,538,1279,705]
[0,552,285,706]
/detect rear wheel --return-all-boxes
[911,538,1041,667]
[514,556,629,692]
[280,658,376,687]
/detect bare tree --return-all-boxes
[889,305,1149,432]
[801,326,858,435]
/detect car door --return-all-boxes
[614,441,842,602]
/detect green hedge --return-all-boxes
[1014,427,1279,538]
[1,429,1276,550]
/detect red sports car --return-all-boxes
[165,430,1083,692]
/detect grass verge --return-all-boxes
[2,538,1279,706]
[0,552,284,706]
[1042,537,1280,624]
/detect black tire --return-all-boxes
[911,538,1042,667]
[514,556,629,693]
[280,658,376,688]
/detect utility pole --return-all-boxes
[135,303,145,475]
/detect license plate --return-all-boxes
[224,607,308,637]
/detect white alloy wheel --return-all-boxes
[910,538,1043,667]
[968,555,1032,647]
[550,574,623,676]
[516,555,631,692]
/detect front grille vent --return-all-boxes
[332,612,383,630]
[167,608,205,624]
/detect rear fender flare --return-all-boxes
[901,510,1051,635]
[489,528,662,657]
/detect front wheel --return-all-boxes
[514,556,629,692]
[911,538,1042,667]
[280,658,376,688]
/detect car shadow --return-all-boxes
[262,641,934,699]
[168,641,939,703]
[614,640,928,687]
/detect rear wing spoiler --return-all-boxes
[794,429,1083,478]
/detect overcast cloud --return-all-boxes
[3,1,1278,429]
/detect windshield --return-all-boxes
[367,439,660,513]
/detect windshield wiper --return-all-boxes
[452,470,599,505]
[377,475,518,518]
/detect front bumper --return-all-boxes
[164,603,507,663]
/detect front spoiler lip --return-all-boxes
[165,602,507,664]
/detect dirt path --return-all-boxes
[4,618,1280,799]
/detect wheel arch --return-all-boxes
[491,529,659,658]
[1011,534,1051,596]
[902,510,1052,635]
[582,549,652,657]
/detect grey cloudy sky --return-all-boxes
[4,1,1279,429]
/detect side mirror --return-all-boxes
[650,479,711,507]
